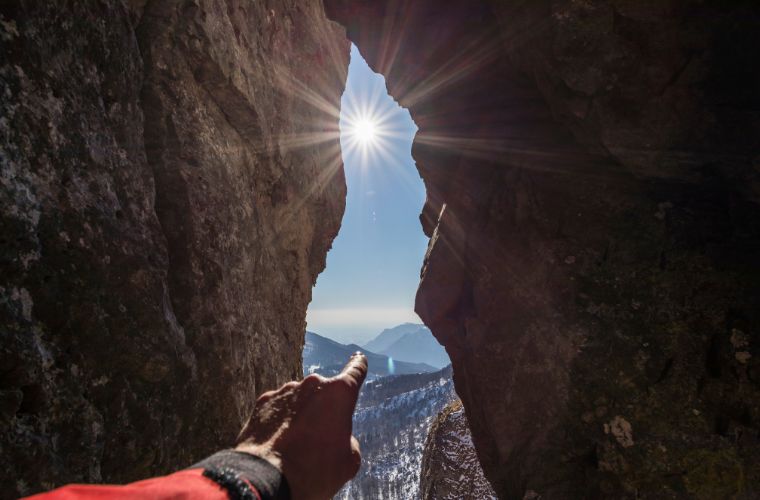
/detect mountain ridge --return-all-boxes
[363,323,449,369]
[304,331,436,379]
[362,323,424,353]
[379,329,449,369]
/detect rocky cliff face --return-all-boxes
[325,1,760,498]
[0,1,347,496]
[420,400,495,500]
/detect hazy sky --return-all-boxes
[306,45,428,345]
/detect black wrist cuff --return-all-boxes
[192,449,291,500]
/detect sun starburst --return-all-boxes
[354,119,377,144]
[341,109,392,162]
[339,77,405,166]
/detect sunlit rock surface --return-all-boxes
[0,1,347,495]
[420,400,496,500]
[325,1,760,498]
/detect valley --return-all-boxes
[305,324,490,499]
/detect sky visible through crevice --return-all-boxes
[306,45,427,345]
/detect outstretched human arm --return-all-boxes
[26,353,368,500]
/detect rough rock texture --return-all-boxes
[0,1,347,496]
[325,1,760,498]
[420,400,496,500]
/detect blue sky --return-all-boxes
[306,45,428,345]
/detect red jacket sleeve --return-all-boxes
[24,450,290,500]
[24,469,235,500]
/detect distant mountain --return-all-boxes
[364,323,450,369]
[303,331,436,379]
[336,366,456,500]
[380,329,449,369]
[362,323,423,353]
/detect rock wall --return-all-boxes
[0,1,348,496]
[420,400,496,500]
[325,1,760,498]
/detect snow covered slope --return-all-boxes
[420,400,496,499]
[335,366,456,499]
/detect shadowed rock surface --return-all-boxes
[0,1,347,496]
[325,1,760,498]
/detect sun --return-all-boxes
[340,87,399,164]
[341,111,389,162]
[354,119,377,144]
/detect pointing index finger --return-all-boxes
[327,353,368,424]
[338,352,368,390]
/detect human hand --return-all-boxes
[235,353,368,500]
